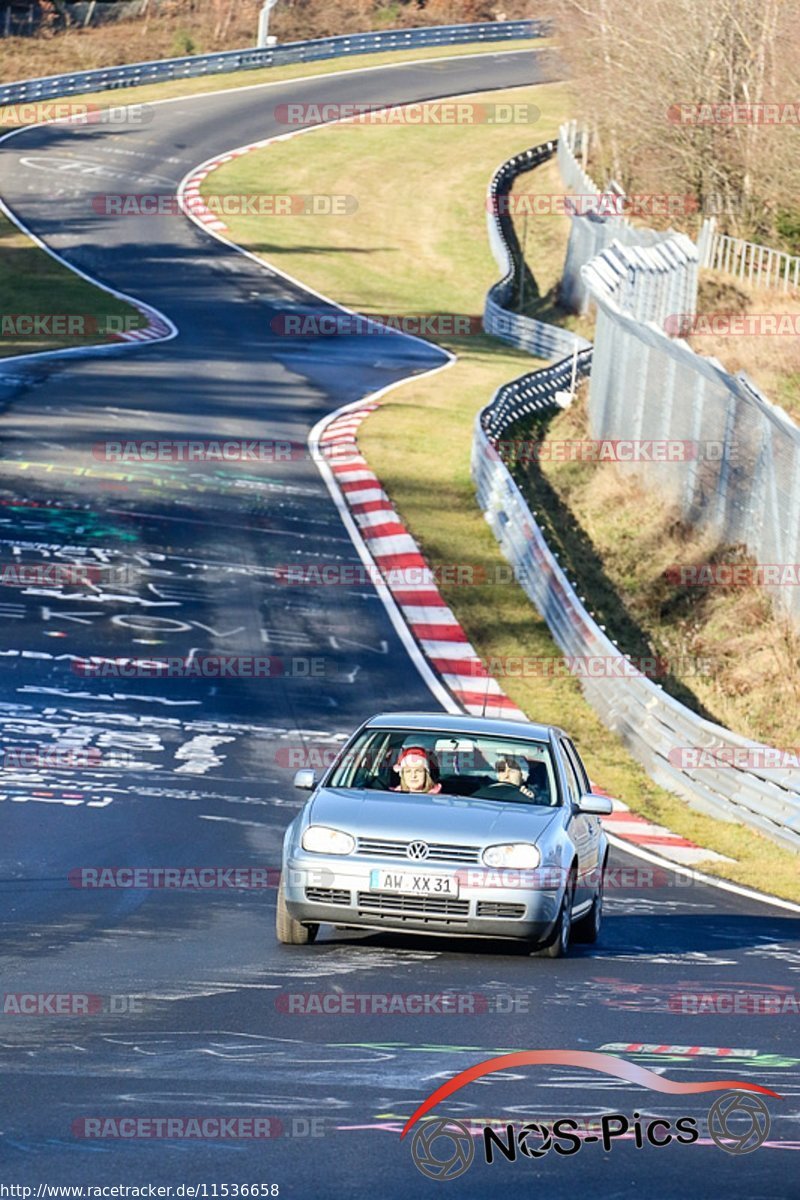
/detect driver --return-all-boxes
[391,745,442,794]
[493,754,536,799]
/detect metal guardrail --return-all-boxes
[483,139,591,360]
[482,348,593,441]
[473,139,800,852]
[0,20,549,104]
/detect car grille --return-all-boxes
[476,902,526,919]
[356,891,470,919]
[305,887,351,906]
[355,837,481,864]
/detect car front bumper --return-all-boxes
[282,851,565,942]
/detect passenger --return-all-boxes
[391,745,442,794]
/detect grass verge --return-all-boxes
[0,211,145,359]
[205,81,800,900]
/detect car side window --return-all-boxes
[563,737,590,796]
[559,740,582,805]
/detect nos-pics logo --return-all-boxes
[405,1050,779,1179]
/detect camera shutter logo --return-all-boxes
[707,1092,771,1154]
[411,1118,474,1180]
[518,1121,553,1158]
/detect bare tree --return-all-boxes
[546,0,800,241]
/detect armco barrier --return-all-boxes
[0,20,548,105]
[473,139,800,852]
[483,140,591,360]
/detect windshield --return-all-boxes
[326,728,557,806]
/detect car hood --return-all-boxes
[307,787,560,844]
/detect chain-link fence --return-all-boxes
[582,242,800,627]
[559,122,699,316]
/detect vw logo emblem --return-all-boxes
[410,1118,474,1180]
[707,1092,771,1155]
[407,840,430,861]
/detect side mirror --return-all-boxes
[293,768,317,791]
[576,793,613,816]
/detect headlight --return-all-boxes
[301,825,355,855]
[482,843,540,869]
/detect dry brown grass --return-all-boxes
[524,383,800,749]
[0,0,535,82]
[687,272,800,423]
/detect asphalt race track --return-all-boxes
[0,48,798,1198]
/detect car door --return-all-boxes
[558,737,597,908]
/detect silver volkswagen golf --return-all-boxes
[276,712,612,957]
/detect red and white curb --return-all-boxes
[319,403,527,723]
[591,790,733,866]
[182,149,255,234]
[111,306,175,344]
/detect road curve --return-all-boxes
[0,49,798,1198]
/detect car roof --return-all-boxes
[363,711,562,741]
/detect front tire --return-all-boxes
[572,854,606,944]
[276,879,319,945]
[534,868,575,959]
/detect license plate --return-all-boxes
[369,869,459,897]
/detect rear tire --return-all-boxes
[534,868,575,958]
[275,879,318,945]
